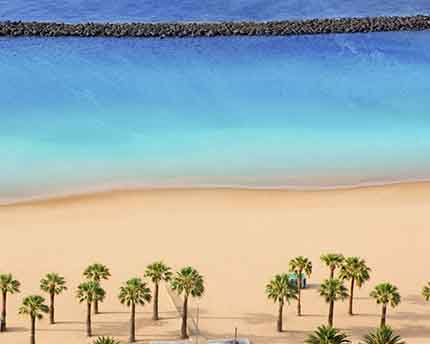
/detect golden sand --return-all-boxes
[1,183,430,343]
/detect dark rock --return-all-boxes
[0,15,429,38]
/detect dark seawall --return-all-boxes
[1,15,430,37]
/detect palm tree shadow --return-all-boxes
[352,312,378,318]
[390,311,430,322]
[299,313,325,318]
[55,321,84,325]
[38,327,84,333]
[134,329,183,343]
[306,283,321,290]
[339,325,374,335]
[201,328,307,344]
[403,294,427,306]
[6,326,27,333]
[101,310,177,317]
[94,315,178,338]
[396,325,430,339]
[350,325,430,339]
[201,312,275,326]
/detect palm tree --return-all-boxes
[18,295,49,344]
[144,261,172,320]
[289,256,312,316]
[321,254,344,278]
[0,273,20,332]
[360,326,405,344]
[422,282,430,301]
[265,273,298,332]
[319,278,348,327]
[339,257,371,315]
[83,263,111,314]
[40,273,67,324]
[119,278,152,343]
[370,283,400,327]
[76,281,106,337]
[305,325,351,344]
[93,337,121,344]
[171,267,204,339]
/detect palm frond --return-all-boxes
[339,257,371,287]
[93,336,121,344]
[40,273,67,295]
[305,325,351,344]
[319,278,349,303]
[19,295,49,320]
[266,273,298,304]
[76,281,105,303]
[83,263,111,282]
[144,261,172,284]
[118,277,152,306]
[360,326,405,344]
[289,256,312,277]
[171,267,204,298]
[0,274,21,294]
[370,283,401,308]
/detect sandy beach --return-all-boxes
[1,182,430,343]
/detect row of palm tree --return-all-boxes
[266,254,403,332]
[0,262,204,344]
[0,254,426,344]
[78,263,204,342]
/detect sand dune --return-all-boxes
[1,183,430,343]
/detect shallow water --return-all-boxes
[1,32,430,202]
[1,0,430,22]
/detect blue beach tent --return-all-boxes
[288,272,307,288]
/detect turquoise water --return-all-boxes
[1,32,430,202]
[1,0,429,22]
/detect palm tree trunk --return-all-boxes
[129,302,136,343]
[1,291,6,332]
[30,315,36,344]
[181,294,189,339]
[381,303,387,327]
[50,292,55,324]
[297,270,302,316]
[94,300,99,315]
[277,301,284,332]
[328,300,334,327]
[86,302,92,337]
[348,277,355,316]
[153,282,159,320]
[330,267,335,279]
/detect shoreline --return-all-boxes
[2,178,430,207]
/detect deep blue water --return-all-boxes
[1,32,430,202]
[0,0,430,23]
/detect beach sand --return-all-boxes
[1,182,430,343]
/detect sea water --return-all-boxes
[0,0,430,22]
[1,32,430,202]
